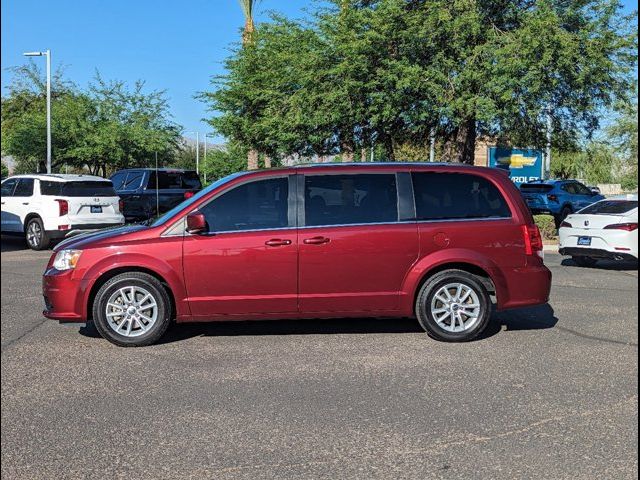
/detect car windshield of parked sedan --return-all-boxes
[579,200,638,215]
[150,172,246,227]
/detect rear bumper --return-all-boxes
[42,268,90,322]
[497,264,552,311]
[559,247,637,261]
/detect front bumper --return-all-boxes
[42,268,89,322]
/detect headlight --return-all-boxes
[53,249,82,271]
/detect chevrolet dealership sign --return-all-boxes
[488,147,543,185]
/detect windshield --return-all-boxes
[520,184,553,193]
[150,172,247,227]
[580,200,638,215]
[41,180,117,197]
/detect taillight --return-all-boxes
[560,221,572,228]
[604,223,638,231]
[522,224,544,257]
[118,199,124,213]
[184,191,195,199]
[547,194,559,203]
[55,199,68,217]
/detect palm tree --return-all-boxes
[239,0,256,46]
[239,0,260,169]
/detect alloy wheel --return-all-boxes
[430,282,481,333]
[105,286,159,337]
[26,221,42,248]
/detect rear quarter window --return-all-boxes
[413,172,511,220]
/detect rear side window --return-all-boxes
[41,181,116,197]
[574,183,593,195]
[110,172,127,190]
[122,172,144,190]
[580,200,638,215]
[304,174,398,227]
[201,177,289,232]
[13,178,34,197]
[413,172,511,221]
[147,171,202,190]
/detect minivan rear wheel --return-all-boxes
[92,272,172,347]
[416,270,491,342]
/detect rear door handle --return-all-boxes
[265,239,292,247]
[22,202,29,205]
[303,236,330,245]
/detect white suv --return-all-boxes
[1,174,125,250]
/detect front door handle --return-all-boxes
[265,239,292,247]
[303,236,330,245]
[22,202,29,205]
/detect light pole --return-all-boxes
[23,50,51,174]
[203,133,216,183]
[429,127,436,163]
[545,106,552,180]
[186,131,200,174]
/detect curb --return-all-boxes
[543,244,559,253]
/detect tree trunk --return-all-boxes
[264,155,272,168]
[453,117,477,165]
[247,149,259,170]
[341,141,354,163]
[382,136,395,161]
[361,148,367,162]
[242,16,255,46]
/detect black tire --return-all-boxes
[415,269,491,342]
[25,217,50,250]
[554,206,573,229]
[572,256,598,268]
[92,272,172,347]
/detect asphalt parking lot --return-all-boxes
[1,235,638,480]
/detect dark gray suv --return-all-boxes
[110,168,202,222]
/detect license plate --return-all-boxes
[90,206,102,214]
[578,236,592,246]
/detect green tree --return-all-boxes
[607,87,638,189]
[1,65,182,176]
[203,0,637,164]
[1,161,9,178]
[202,141,250,182]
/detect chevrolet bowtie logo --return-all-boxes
[496,154,538,169]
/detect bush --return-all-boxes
[534,215,557,240]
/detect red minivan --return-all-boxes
[43,164,551,346]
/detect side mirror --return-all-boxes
[186,211,207,235]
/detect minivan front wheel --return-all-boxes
[92,272,172,347]
[416,270,491,342]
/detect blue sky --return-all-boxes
[1,0,637,144]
